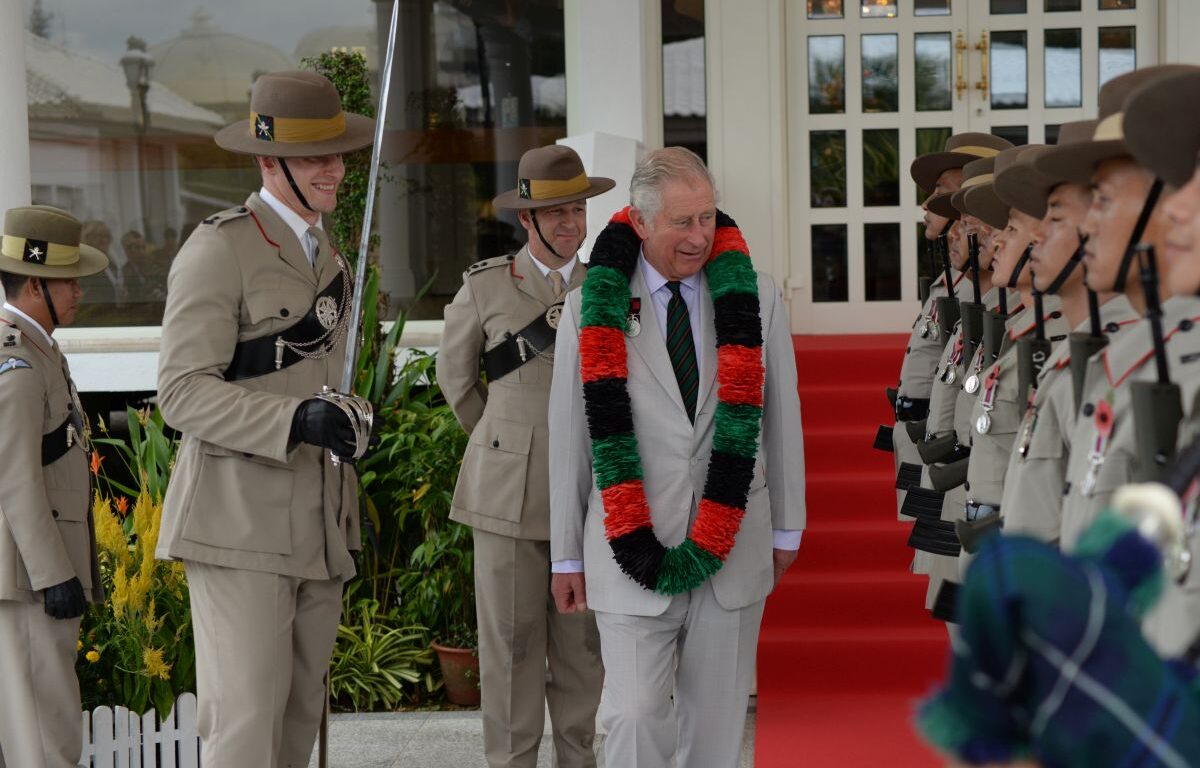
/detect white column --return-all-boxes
[0,9,31,212]
[564,0,663,149]
[1162,0,1200,66]
[704,0,789,301]
[558,132,645,260]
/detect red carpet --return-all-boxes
[755,334,950,767]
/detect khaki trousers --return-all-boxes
[473,529,603,768]
[186,561,342,768]
[0,600,83,768]
[594,582,764,768]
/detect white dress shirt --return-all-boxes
[3,302,54,348]
[526,247,576,287]
[259,187,323,266]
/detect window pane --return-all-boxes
[1099,27,1136,88]
[992,125,1029,146]
[1045,0,1082,9]
[915,0,952,16]
[863,129,900,206]
[915,33,952,111]
[915,126,952,198]
[991,30,1028,109]
[808,0,845,18]
[1045,28,1082,108]
[861,0,899,18]
[865,223,902,301]
[990,0,1028,13]
[812,225,849,302]
[811,130,847,207]
[1100,0,1136,9]
[916,221,937,296]
[862,34,899,113]
[809,36,846,114]
[1046,124,1062,144]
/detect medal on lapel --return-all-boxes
[964,347,985,395]
[1017,390,1038,458]
[1080,396,1115,497]
[625,297,642,337]
[941,337,963,385]
[975,364,1000,435]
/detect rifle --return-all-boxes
[934,232,960,342]
[959,232,985,365]
[1130,244,1184,482]
[1068,286,1108,416]
[1016,288,1052,407]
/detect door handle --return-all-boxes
[955,31,968,100]
[974,31,989,99]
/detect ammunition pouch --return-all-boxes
[900,486,944,520]
[956,515,1003,554]
[904,419,927,443]
[916,433,959,465]
[928,456,969,492]
[908,517,962,557]
[895,462,923,491]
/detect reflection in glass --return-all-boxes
[865,223,902,301]
[990,30,1028,109]
[808,0,845,18]
[990,0,1028,12]
[812,225,849,302]
[810,131,847,208]
[1100,0,1136,8]
[915,0,952,15]
[862,34,899,113]
[915,127,952,198]
[863,129,900,206]
[1045,28,1082,108]
[809,36,846,114]
[1046,124,1062,144]
[992,125,1029,146]
[861,0,898,18]
[1045,0,1081,9]
[915,33,952,111]
[1099,27,1136,88]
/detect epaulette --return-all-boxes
[199,205,252,228]
[465,253,516,277]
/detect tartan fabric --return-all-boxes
[665,281,698,422]
[918,525,1200,767]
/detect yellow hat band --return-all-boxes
[960,173,995,190]
[519,172,590,201]
[950,145,1002,158]
[1093,112,1125,142]
[250,111,347,144]
[1,235,80,267]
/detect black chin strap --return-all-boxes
[278,158,314,213]
[38,279,60,327]
[1008,244,1032,289]
[1045,234,1087,296]
[530,210,566,262]
[1112,178,1164,292]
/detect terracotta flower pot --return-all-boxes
[431,641,480,706]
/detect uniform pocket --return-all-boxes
[244,290,311,329]
[456,417,534,524]
[180,448,294,555]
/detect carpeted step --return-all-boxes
[795,383,895,430]
[805,471,905,525]
[791,522,915,573]
[764,572,933,631]
[758,626,949,694]
[794,334,907,387]
[803,429,895,475]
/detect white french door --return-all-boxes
[787,0,1158,334]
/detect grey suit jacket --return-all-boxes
[549,262,806,616]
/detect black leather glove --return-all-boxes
[43,577,86,620]
[290,398,356,456]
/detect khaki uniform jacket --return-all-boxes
[0,309,101,603]
[438,247,583,541]
[1060,296,1200,551]
[156,193,359,581]
[1001,296,1140,541]
[896,269,972,401]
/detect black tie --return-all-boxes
[665,281,698,422]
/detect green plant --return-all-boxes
[329,586,435,711]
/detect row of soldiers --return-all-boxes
[881,62,1200,663]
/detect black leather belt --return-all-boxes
[900,486,943,519]
[907,516,962,556]
[931,581,960,623]
[965,501,1000,521]
[41,415,73,466]
[482,302,563,382]
[224,270,346,382]
[895,462,922,491]
[873,425,894,453]
[895,396,930,422]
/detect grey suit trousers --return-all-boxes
[473,529,603,768]
[0,601,82,768]
[186,561,342,768]
[594,582,764,768]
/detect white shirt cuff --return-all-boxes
[551,559,584,573]
[773,529,803,550]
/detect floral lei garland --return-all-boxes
[579,206,765,595]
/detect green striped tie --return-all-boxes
[665,281,699,422]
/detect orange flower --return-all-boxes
[90,452,103,476]
[115,496,129,517]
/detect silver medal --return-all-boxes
[918,321,931,339]
[975,411,992,435]
[964,374,980,395]
[624,314,641,337]
[1080,454,1103,497]
[316,296,339,330]
[945,367,957,385]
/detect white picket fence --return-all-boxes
[78,693,200,767]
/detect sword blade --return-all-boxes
[341,0,401,394]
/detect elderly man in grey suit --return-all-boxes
[549,147,806,768]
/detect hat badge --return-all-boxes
[518,178,531,200]
[22,239,48,265]
[255,114,275,142]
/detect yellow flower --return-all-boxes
[76,639,83,652]
[143,647,171,680]
[93,495,130,566]
[86,650,100,663]
[111,564,129,620]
